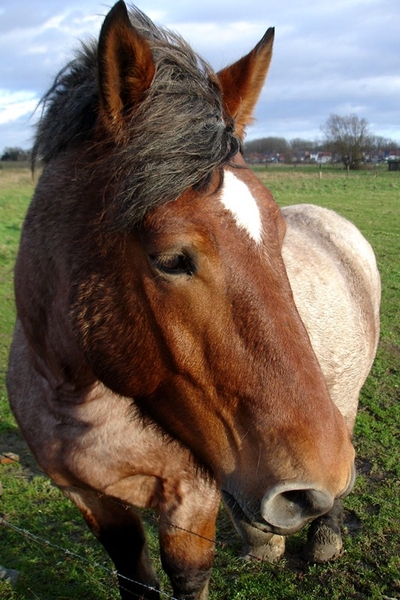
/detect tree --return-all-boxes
[322,114,373,169]
[290,138,315,151]
[289,138,318,162]
[244,137,289,156]
[1,146,31,162]
[371,135,399,155]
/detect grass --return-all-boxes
[0,164,399,599]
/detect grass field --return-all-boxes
[0,164,399,599]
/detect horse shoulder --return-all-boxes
[7,320,216,514]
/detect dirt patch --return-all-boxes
[379,339,400,360]
[0,429,41,475]
[343,509,363,535]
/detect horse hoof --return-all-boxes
[302,524,343,563]
[242,534,285,563]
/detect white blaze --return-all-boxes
[220,171,262,244]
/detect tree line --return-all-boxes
[2,115,399,170]
[1,147,31,162]
[244,114,400,169]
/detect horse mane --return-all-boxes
[33,6,241,227]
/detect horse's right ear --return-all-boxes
[98,1,155,136]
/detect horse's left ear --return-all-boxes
[97,1,155,136]
[217,28,274,139]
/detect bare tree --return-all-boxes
[322,114,373,169]
[371,135,400,155]
[244,136,289,156]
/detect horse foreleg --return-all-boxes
[63,487,160,599]
[158,488,219,600]
[224,501,285,563]
[232,517,286,563]
[302,498,344,563]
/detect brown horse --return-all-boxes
[7,2,379,599]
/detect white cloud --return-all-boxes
[0,0,399,150]
[0,90,37,126]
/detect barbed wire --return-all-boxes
[0,452,238,599]
[1,447,399,599]
[0,451,292,600]
[0,452,237,566]
[1,448,399,540]
[0,515,179,600]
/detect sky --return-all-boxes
[0,0,399,152]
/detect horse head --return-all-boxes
[31,1,355,537]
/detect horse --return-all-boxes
[6,2,380,599]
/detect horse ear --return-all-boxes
[98,1,155,135]
[217,28,274,139]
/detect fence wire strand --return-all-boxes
[0,515,179,600]
[1,448,399,598]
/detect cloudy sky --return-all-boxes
[1,0,399,152]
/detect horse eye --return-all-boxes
[150,253,196,276]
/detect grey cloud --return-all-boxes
[0,0,399,150]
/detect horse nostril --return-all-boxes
[261,484,334,534]
[282,489,313,511]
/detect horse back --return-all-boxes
[281,204,380,431]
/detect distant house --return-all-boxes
[309,151,332,164]
[317,152,332,164]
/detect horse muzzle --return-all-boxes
[223,462,356,536]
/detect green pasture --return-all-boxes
[0,164,399,599]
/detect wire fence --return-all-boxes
[1,449,399,599]
[0,514,178,600]
[0,452,249,599]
